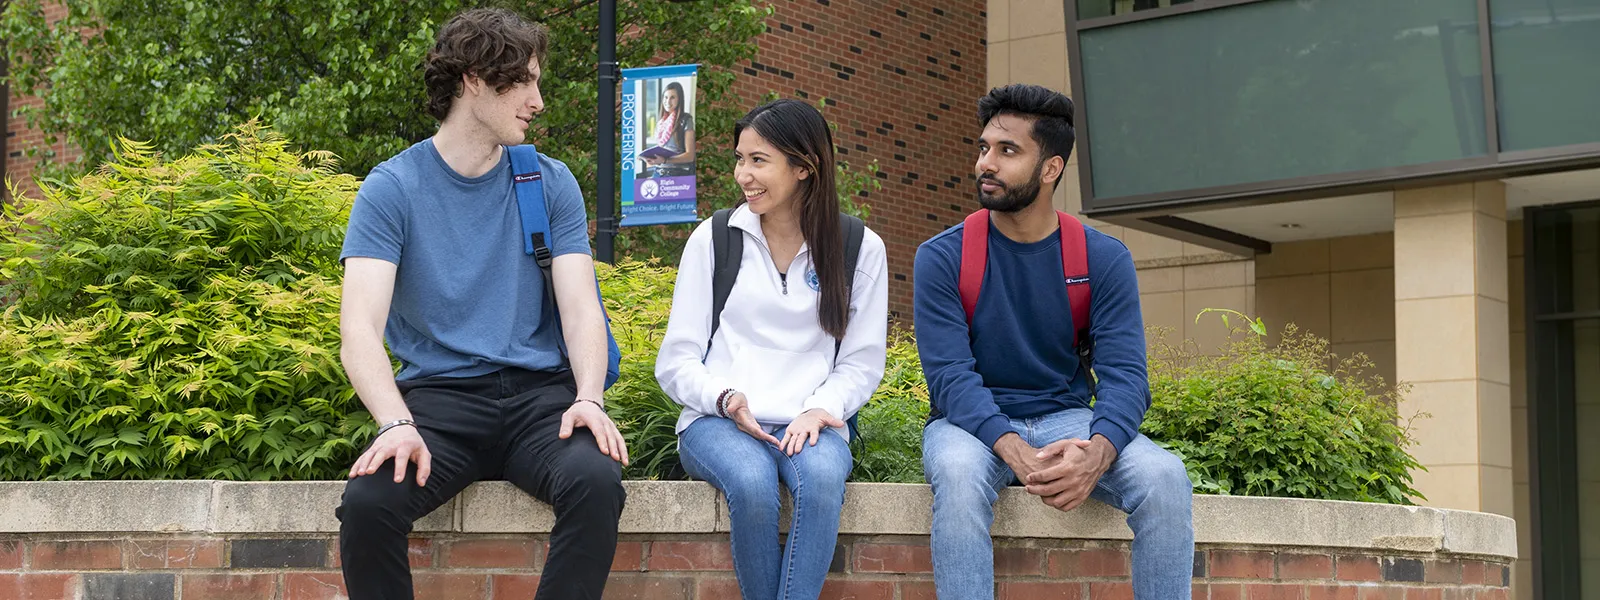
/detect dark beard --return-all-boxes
[976,159,1044,213]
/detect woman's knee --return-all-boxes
[790,437,852,509]
[717,467,782,517]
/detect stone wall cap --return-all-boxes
[0,480,1517,560]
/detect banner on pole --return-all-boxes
[619,64,700,227]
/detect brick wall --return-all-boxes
[0,534,1514,599]
[3,1,77,204]
[732,0,990,318]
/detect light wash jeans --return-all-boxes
[679,417,852,600]
[923,408,1194,599]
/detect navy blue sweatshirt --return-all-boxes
[912,220,1150,453]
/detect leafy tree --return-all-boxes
[1,0,771,261]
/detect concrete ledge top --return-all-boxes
[0,480,1517,560]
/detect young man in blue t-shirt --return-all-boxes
[914,84,1195,599]
[334,9,628,600]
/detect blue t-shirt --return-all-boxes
[340,139,591,380]
[913,220,1150,453]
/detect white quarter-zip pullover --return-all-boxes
[655,204,890,438]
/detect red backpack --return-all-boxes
[958,209,1096,389]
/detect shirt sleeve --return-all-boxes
[913,236,1017,448]
[1083,237,1151,454]
[654,221,737,415]
[802,229,890,421]
[340,169,406,265]
[541,157,592,258]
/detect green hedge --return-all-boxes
[0,128,1423,504]
[0,125,366,480]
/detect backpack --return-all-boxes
[706,206,867,430]
[958,208,1096,395]
[508,144,622,390]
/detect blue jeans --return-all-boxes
[679,417,852,600]
[923,409,1194,599]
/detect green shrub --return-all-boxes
[849,329,928,483]
[1141,311,1425,504]
[0,123,369,480]
[596,259,685,481]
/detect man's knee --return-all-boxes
[337,474,413,533]
[924,451,1001,513]
[552,449,626,512]
[1128,445,1193,509]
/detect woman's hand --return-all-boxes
[723,392,781,446]
[779,409,846,456]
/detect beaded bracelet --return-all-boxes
[715,388,735,418]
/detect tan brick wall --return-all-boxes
[1255,234,1398,386]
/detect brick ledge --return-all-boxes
[0,481,1515,560]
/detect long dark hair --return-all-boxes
[660,81,684,119]
[735,99,848,339]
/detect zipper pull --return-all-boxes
[782,278,788,295]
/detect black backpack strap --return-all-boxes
[841,214,865,288]
[708,208,741,354]
[836,214,866,357]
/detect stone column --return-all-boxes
[1393,182,1513,516]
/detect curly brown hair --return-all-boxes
[424,8,549,121]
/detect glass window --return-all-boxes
[1489,0,1600,152]
[1079,0,1488,200]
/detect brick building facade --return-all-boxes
[729,0,989,317]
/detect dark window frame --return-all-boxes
[1521,201,1600,600]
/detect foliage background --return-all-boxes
[0,125,364,480]
[1142,312,1425,505]
[0,0,778,262]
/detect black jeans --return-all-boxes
[336,368,625,600]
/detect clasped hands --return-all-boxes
[995,432,1117,512]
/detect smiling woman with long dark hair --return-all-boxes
[642,81,697,177]
[654,98,889,600]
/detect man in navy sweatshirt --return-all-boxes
[913,83,1194,599]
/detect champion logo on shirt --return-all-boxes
[513,172,543,184]
[1066,276,1090,285]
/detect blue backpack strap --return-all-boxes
[508,146,551,260]
[507,145,622,390]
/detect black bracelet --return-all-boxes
[573,398,604,409]
[376,418,416,438]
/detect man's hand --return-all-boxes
[724,392,782,447]
[1024,436,1117,512]
[560,400,630,465]
[993,433,1057,485]
[779,408,846,456]
[349,425,432,487]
